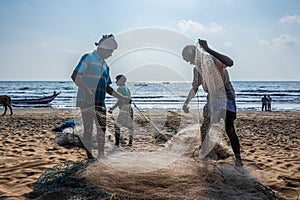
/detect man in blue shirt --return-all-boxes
[71,34,131,160]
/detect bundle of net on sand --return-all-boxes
[27,119,278,199]
[26,156,278,200]
[26,161,129,200]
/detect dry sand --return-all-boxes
[0,108,299,199]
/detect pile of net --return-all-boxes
[26,160,278,200]
[26,161,129,200]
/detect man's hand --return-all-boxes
[182,103,190,113]
[198,39,209,52]
[108,108,113,114]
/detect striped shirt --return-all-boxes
[73,50,112,110]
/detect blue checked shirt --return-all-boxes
[73,50,112,110]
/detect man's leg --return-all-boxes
[114,122,120,146]
[128,127,133,147]
[127,108,134,146]
[225,112,243,166]
[81,108,94,159]
[200,104,211,147]
[96,110,106,159]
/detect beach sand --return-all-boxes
[0,108,299,199]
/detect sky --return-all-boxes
[0,0,299,81]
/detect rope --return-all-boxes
[132,101,168,142]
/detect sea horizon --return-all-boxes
[0,80,299,112]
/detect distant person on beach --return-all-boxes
[181,39,243,166]
[109,75,134,147]
[267,95,272,111]
[71,34,131,160]
[261,95,268,111]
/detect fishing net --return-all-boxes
[26,161,128,200]
[195,45,227,123]
[69,90,198,173]
[194,46,228,159]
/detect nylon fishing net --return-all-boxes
[26,161,130,200]
[195,45,227,159]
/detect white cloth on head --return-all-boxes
[98,37,118,50]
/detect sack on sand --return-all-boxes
[54,129,84,149]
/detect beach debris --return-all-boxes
[54,131,84,149]
[52,120,79,132]
[52,120,85,149]
[154,132,172,143]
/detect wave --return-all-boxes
[236,93,299,97]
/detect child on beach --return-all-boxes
[109,75,134,147]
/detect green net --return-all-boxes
[26,161,127,200]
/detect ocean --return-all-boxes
[0,81,299,112]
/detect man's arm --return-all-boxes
[106,85,131,104]
[182,88,198,113]
[198,39,233,67]
[71,71,93,103]
[182,68,201,113]
[108,100,120,113]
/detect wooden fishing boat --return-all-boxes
[11,91,60,104]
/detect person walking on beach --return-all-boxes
[267,95,272,111]
[181,39,243,166]
[71,34,131,160]
[261,95,268,111]
[109,75,134,147]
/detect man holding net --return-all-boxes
[181,39,243,166]
[71,34,131,161]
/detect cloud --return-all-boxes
[278,14,300,25]
[258,34,300,47]
[273,34,300,46]
[177,20,223,35]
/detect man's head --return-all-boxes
[182,45,196,65]
[96,34,118,59]
[116,74,127,86]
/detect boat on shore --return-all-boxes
[11,91,60,105]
